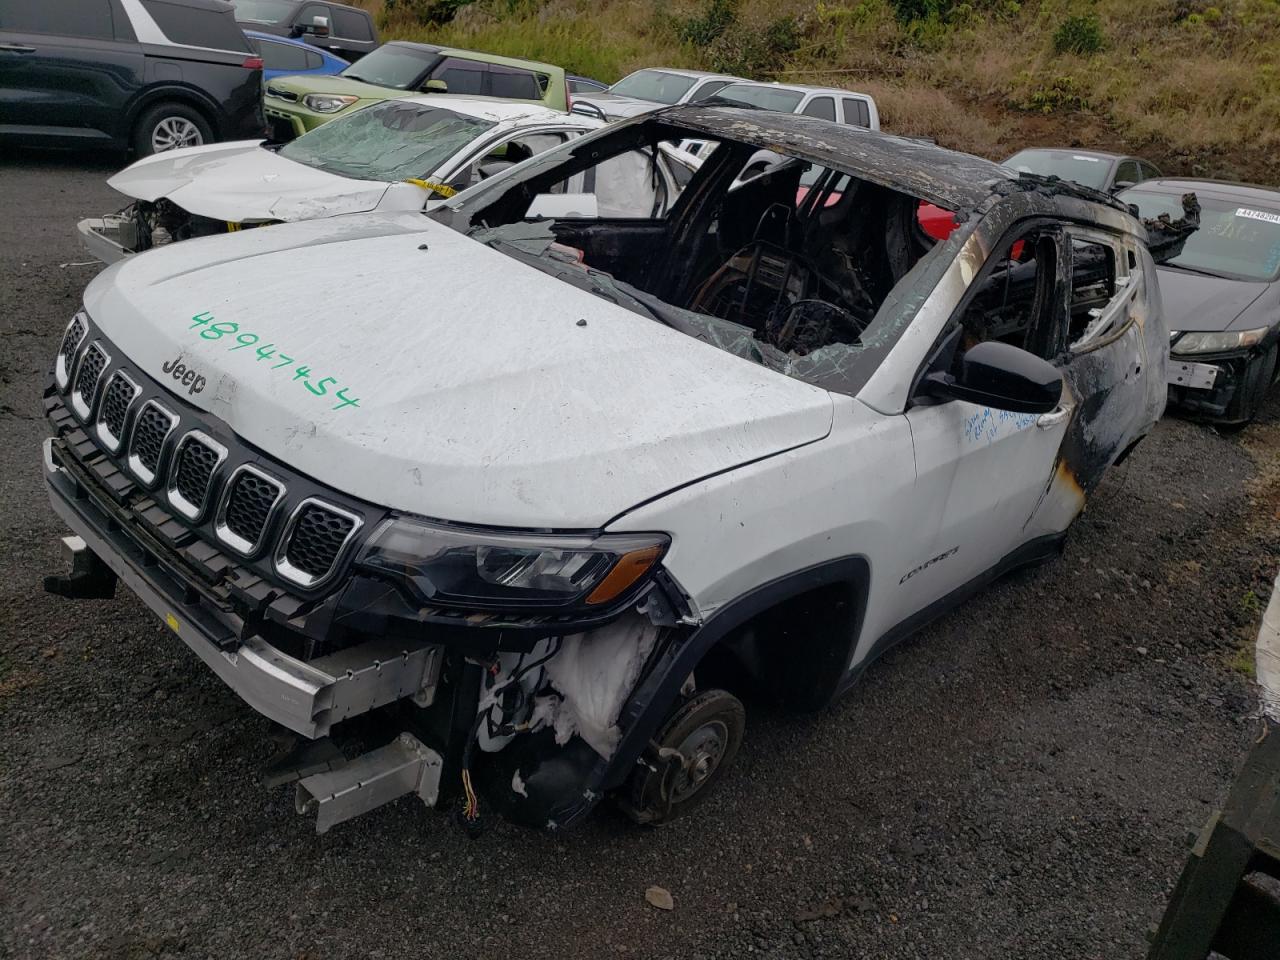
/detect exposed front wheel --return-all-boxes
[622,689,745,825]
[132,103,212,156]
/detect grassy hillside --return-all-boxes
[355,0,1280,184]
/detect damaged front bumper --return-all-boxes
[42,433,645,832]
[1166,350,1259,421]
[1167,358,1219,393]
[263,104,312,142]
[44,437,443,738]
[42,409,698,834]
[40,312,705,833]
[77,215,135,265]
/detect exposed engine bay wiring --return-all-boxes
[458,638,564,835]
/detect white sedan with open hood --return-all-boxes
[77,96,604,264]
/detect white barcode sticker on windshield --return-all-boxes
[1236,207,1280,225]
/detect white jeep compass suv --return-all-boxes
[43,106,1169,834]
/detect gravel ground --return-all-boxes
[2,149,1279,960]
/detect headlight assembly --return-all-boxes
[302,93,359,113]
[1171,327,1269,355]
[358,517,669,612]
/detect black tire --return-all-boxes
[132,102,213,157]
[622,689,745,826]
[1224,342,1278,426]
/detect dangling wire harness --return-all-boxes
[457,638,564,836]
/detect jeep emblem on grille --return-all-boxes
[161,355,206,396]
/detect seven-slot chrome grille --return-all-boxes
[216,465,286,556]
[96,371,140,452]
[167,431,227,520]
[71,342,109,420]
[55,313,87,390]
[275,499,362,588]
[127,400,179,485]
[52,314,364,590]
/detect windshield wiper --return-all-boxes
[1166,262,1227,279]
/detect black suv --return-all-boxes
[232,0,378,61]
[0,0,264,156]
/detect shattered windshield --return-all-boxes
[434,118,971,397]
[279,101,494,182]
[1123,190,1280,282]
[717,85,806,113]
[461,174,947,397]
[608,70,697,104]
[1004,149,1111,190]
[339,45,438,89]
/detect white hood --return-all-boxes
[83,213,834,529]
[107,140,395,223]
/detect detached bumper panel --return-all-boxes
[1167,359,1218,391]
[77,217,131,265]
[44,437,440,738]
[1166,352,1251,419]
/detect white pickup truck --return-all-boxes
[43,106,1167,834]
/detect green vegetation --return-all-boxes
[677,0,737,46]
[1020,73,1090,113]
[354,0,1280,184]
[1052,13,1105,54]
[1228,641,1256,678]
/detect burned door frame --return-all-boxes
[859,189,1150,415]
[1038,221,1156,505]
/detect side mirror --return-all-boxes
[921,341,1062,414]
[422,78,448,93]
[1111,179,1136,193]
[570,101,607,121]
[293,16,329,37]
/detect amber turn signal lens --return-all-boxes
[585,545,664,605]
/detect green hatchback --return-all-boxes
[264,41,568,139]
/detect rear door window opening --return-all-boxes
[841,97,872,127]
[253,36,317,73]
[0,0,115,39]
[142,0,253,51]
[802,97,836,121]
[1066,231,1135,349]
[330,6,372,40]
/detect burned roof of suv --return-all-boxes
[651,104,1123,214]
[653,104,1013,210]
